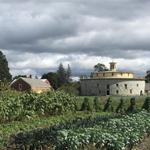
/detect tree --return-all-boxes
[80,97,92,111]
[93,97,101,112]
[103,97,114,112]
[58,82,80,96]
[142,97,150,112]
[66,64,72,83]
[116,98,125,114]
[94,63,109,72]
[126,97,136,113]
[13,75,27,80]
[57,63,67,87]
[145,70,150,83]
[0,51,12,81]
[41,72,58,90]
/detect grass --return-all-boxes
[77,95,146,111]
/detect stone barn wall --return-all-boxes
[80,78,145,96]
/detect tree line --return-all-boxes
[0,50,150,86]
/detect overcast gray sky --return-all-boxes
[1,0,150,77]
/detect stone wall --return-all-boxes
[80,78,145,96]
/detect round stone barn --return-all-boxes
[80,62,145,96]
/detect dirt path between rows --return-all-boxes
[133,136,150,150]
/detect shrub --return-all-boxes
[103,97,114,112]
[142,97,150,112]
[93,97,101,112]
[80,97,92,111]
[126,97,136,113]
[116,98,125,114]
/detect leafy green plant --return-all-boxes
[142,97,150,112]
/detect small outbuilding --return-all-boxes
[10,77,52,93]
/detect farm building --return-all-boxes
[10,77,52,93]
[80,62,145,96]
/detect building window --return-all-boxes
[97,83,99,87]
[116,90,119,94]
[107,90,110,95]
[125,84,127,89]
[99,90,101,94]
[137,84,139,87]
[121,73,123,76]
[130,89,132,94]
[112,73,114,76]
[107,84,110,89]
[18,84,22,91]
[116,84,119,87]
[128,73,130,76]
[103,73,105,77]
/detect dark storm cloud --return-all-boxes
[1,0,150,76]
[0,0,150,57]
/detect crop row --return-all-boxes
[7,111,150,150]
[0,91,77,123]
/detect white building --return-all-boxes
[80,62,145,96]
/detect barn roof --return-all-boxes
[17,77,51,88]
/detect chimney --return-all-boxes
[109,62,117,71]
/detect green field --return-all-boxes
[77,95,146,111]
[0,90,150,149]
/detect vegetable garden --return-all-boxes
[0,90,150,149]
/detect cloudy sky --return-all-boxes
[1,0,150,77]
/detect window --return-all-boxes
[112,73,114,76]
[121,73,123,76]
[18,84,22,91]
[116,90,119,94]
[125,84,127,89]
[130,89,132,94]
[103,73,105,77]
[137,84,139,87]
[116,84,119,87]
[128,73,130,76]
[97,83,99,87]
[107,84,110,89]
[99,90,101,94]
[107,90,110,95]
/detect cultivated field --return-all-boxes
[0,91,150,150]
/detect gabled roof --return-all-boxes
[12,77,51,88]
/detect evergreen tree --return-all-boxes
[142,97,150,112]
[127,97,136,113]
[81,97,91,111]
[41,72,58,90]
[145,70,150,83]
[116,98,125,114]
[0,51,12,81]
[66,64,72,83]
[57,63,67,87]
[103,97,114,112]
[93,97,101,112]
